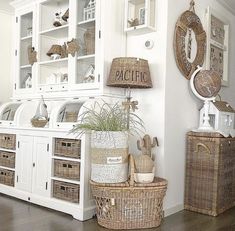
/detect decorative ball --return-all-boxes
[194,70,221,98]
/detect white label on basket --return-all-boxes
[107,156,122,164]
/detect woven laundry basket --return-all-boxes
[90,155,168,230]
[91,131,129,183]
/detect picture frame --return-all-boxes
[205,6,229,86]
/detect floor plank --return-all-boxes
[0,194,235,231]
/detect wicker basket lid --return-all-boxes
[47,45,62,56]
[107,57,152,88]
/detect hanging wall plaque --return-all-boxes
[173,1,207,80]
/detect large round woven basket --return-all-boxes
[91,131,129,183]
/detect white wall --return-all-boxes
[127,0,235,215]
[0,10,13,103]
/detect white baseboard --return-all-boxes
[164,204,184,217]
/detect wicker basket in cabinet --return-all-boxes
[184,132,235,216]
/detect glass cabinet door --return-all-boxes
[16,9,35,93]
[75,0,97,87]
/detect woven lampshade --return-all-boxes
[47,45,62,56]
[107,57,152,88]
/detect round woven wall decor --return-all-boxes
[174,10,206,80]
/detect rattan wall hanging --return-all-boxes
[174,0,206,80]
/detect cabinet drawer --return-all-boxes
[0,134,16,150]
[53,180,79,203]
[54,159,80,180]
[0,151,15,168]
[54,138,81,159]
[0,168,14,187]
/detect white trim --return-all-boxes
[0,9,14,15]
[164,204,184,217]
[216,0,235,15]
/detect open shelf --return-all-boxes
[21,35,32,41]
[0,166,15,171]
[78,18,95,29]
[51,177,80,185]
[40,24,69,39]
[39,58,68,67]
[20,64,31,69]
[52,156,81,162]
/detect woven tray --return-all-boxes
[90,155,167,230]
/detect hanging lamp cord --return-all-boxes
[189,0,195,13]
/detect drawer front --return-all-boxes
[0,134,16,150]
[53,180,79,203]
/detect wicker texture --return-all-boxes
[0,168,15,187]
[174,10,206,80]
[54,159,80,180]
[47,45,62,56]
[107,57,152,88]
[185,132,235,216]
[84,27,95,55]
[53,180,79,203]
[0,151,15,168]
[0,134,16,150]
[31,118,48,127]
[65,112,78,122]
[90,155,168,229]
[54,138,81,159]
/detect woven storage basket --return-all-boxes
[90,155,168,230]
[54,159,80,180]
[0,134,16,150]
[0,168,15,187]
[54,138,81,159]
[91,131,129,183]
[84,27,95,55]
[65,112,78,122]
[0,151,15,168]
[185,132,235,216]
[53,180,79,203]
[31,118,48,128]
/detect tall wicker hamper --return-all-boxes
[184,132,235,216]
[90,155,167,229]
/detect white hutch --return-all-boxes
[0,0,126,221]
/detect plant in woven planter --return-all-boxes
[71,100,144,183]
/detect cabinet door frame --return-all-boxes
[32,136,51,197]
[14,4,37,96]
[15,135,34,192]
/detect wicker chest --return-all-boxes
[185,132,235,216]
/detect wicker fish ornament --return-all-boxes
[67,39,80,57]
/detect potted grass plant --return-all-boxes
[71,100,144,183]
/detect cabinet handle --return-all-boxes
[46,182,48,190]
[33,163,35,167]
[194,143,211,155]
[17,175,18,182]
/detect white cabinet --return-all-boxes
[12,0,126,99]
[16,135,50,197]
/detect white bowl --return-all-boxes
[134,172,154,183]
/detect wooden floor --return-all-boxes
[0,194,235,231]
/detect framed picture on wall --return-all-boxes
[205,6,229,86]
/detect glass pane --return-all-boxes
[127,0,145,28]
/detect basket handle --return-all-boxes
[129,154,135,187]
[194,143,211,155]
